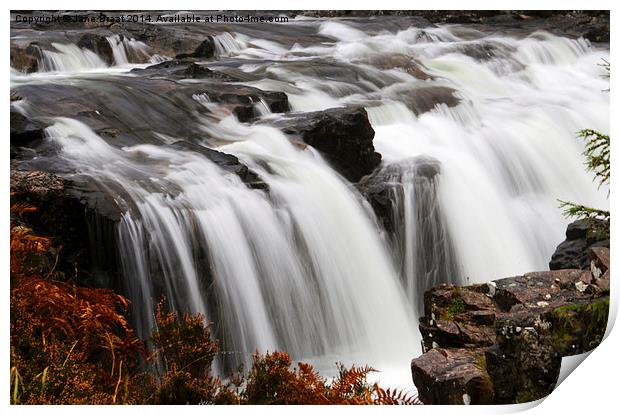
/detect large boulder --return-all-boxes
[10,43,41,73]
[272,106,381,182]
[419,283,498,351]
[384,84,460,115]
[77,33,115,65]
[360,53,432,79]
[412,247,610,404]
[119,23,212,58]
[176,37,215,59]
[358,157,442,234]
[549,218,609,270]
[358,157,461,303]
[10,110,48,148]
[411,348,494,405]
[10,169,121,287]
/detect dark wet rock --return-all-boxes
[549,218,609,270]
[582,22,610,42]
[168,140,267,190]
[120,23,212,57]
[130,59,187,76]
[386,85,460,115]
[411,348,494,405]
[446,41,516,61]
[10,110,48,148]
[358,53,432,80]
[270,106,380,182]
[183,62,230,79]
[358,157,442,233]
[176,37,215,59]
[10,43,41,73]
[357,177,397,233]
[358,157,460,304]
[10,169,122,288]
[131,59,239,81]
[12,76,289,152]
[197,84,289,122]
[413,243,610,404]
[12,78,198,149]
[77,33,114,65]
[260,59,405,95]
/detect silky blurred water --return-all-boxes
[10,18,609,390]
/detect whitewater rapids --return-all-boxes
[10,17,609,390]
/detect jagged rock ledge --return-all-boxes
[411,244,610,405]
[10,169,121,287]
[267,106,381,182]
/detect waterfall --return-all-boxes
[365,30,608,285]
[43,116,419,377]
[213,32,243,57]
[40,42,107,72]
[11,16,608,389]
[36,36,151,72]
[252,98,272,117]
[362,157,460,309]
[106,34,151,65]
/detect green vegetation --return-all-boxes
[550,297,609,354]
[558,62,610,234]
[443,297,466,321]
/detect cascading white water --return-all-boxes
[365,30,608,286]
[106,34,151,65]
[252,98,272,117]
[40,42,107,72]
[213,32,243,57]
[235,22,609,294]
[11,17,609,390]
[37,36,151,72]
[43,116,419,384]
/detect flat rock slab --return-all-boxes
[494,269,593,312]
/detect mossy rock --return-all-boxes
[549,296,609,355]
[442,297,466,321]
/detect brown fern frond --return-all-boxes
[374,386,422,405]
[11,202,38,218]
